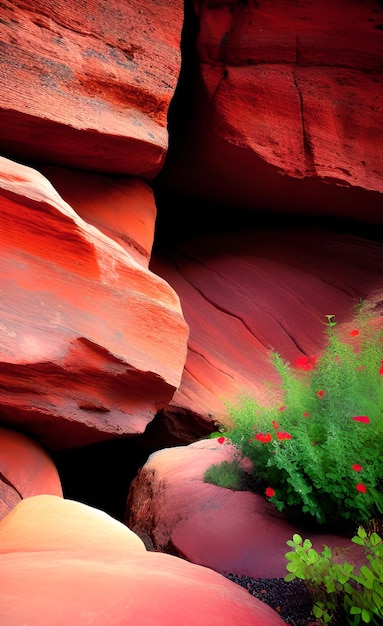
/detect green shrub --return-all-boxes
[284,526,383,625]
[208,302,383,529]
[203,460,250,491]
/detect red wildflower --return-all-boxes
[350,329,359,337]
[352,464,363,472]
[356,483,367,493]
[303,412,310,418]
[248,438,253,443]
[380,360,383,376]
[352,416,370,424]
[276,431,292,441]
[317,390,325,399]
[295,355,317,371]
[265,487,275,498]
[272,420,279,430]
[279,405,286,412]
[255,433,272,443]
[217,437,225,444]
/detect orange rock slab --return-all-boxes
[0,0,183,178]
[0,495,285,625]
[0,157,189,448]
[0,426,62,520]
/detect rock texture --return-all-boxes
[126,439,365,579]
[0,157,189,448]
[159,0,383,219]
[0,427,62,520]
[0,495,285,625]
[152,230,383,429]
[0,0,183,178]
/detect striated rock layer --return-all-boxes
[152,229,383,430]
[0,495,285,625]
[0,0,183,177]
[159,0,383,219]
[0,157,189,449]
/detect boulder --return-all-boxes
[0,426,62,520]
[0,156,189,448]
[159,0,383,219]
[126,439,365,579]
[0,495,285,625]
[0,0,183,178]
[152,229,383,429]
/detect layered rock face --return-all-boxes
[152,230,383,429]
[0,157,189,448]
[0,0,183,177]
[159,0,383,218]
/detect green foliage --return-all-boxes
[215,302,383,528]
[203,460,250,491]
[284,527,383,625]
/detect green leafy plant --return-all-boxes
[208,302,383,529]
[203,459,250,491]
[284,526,383,625]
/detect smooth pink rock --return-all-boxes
[0,157,189,448]
[0,427,62,519]
[152,230,383,429]
[0,0,183,178]
[0,495,285,625]
[127,440,365,579]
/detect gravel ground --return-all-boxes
[223,574,315,625]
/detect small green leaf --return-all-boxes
[361,608,371,623]
[313,604,324,618]
[350,606,362,615]
[302,539,313,550]
[292,533,303,545]
[284,573,296,582]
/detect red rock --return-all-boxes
[41,167,156,267]
[0,0,183,178]
[152,230,383,428]
[159,0,383,219]
[0,427,62,519]
[127,440,365,579]
[0,157,189,448]
[0,495,285,625]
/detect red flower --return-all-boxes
[350,329,359,337]
[352,416,370,424]
[248,438,253,443]
[303,412,310,417]
[317,390,325,399]
[255,433,272,443]
[380,360,383,376]
[272,420,279,430]
[217,437,225,444]
[265,487,275,498]
[356,483,367,493]
[279,405,286,412]
[295,355,317,371]
[276,431,293,441]
[352,464,362,472]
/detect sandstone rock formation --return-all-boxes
[0,156,189,448]
[152,230,383,430]
[0,427,62,520]
[159,0,383,219]
[0,0,183,177]
[126,439,365,579]
[0,495,285,625]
